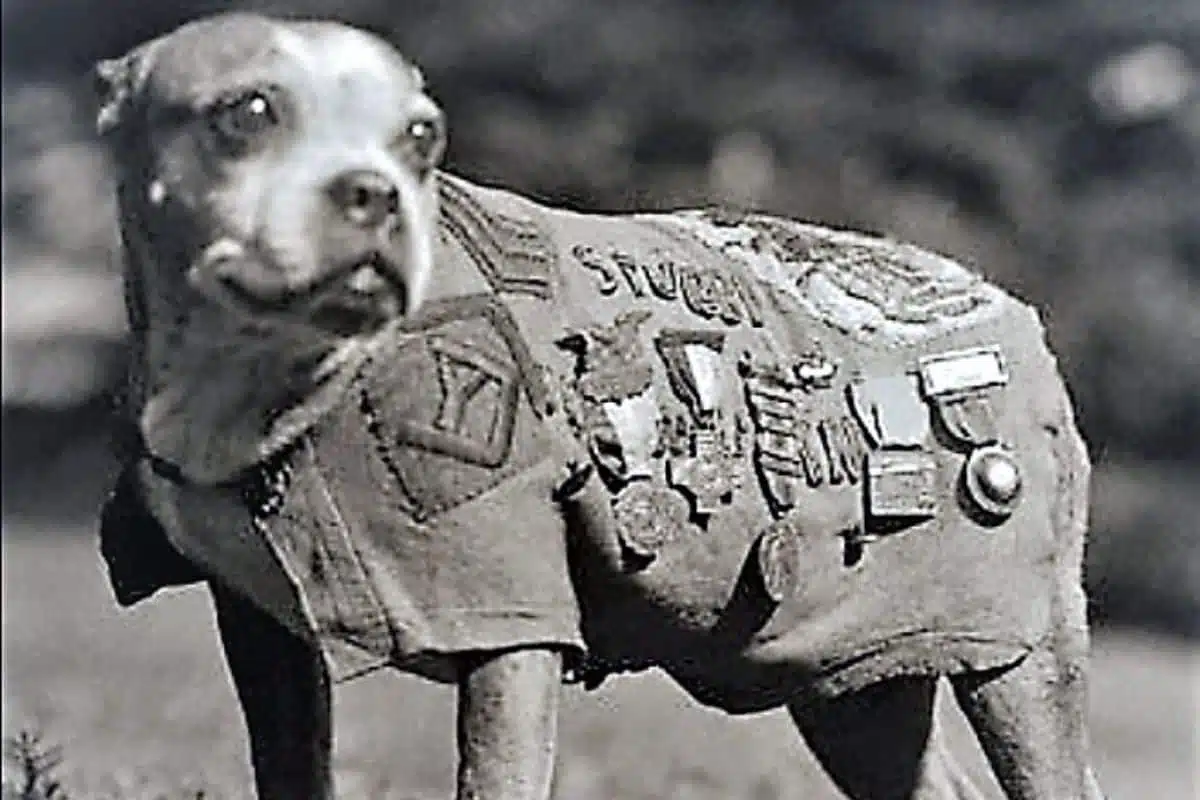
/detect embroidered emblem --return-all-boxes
[653,211,998,346]
[747,217,989,324]
[611,250,648,297]
[678,268,743,325]
[569,234,765,327]
[573,244,619,297]
[359,295,547,520]
[731,213,812,260]
[438,176,557,299]
[846,372,942,527]
[571,244,619,296]
[642,253,681,301]
[367,334,519,468]
[407,335,520,467]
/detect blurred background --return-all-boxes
[2,0,1197,797]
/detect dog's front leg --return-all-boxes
[211,582,333,800]
[455,647,563,800]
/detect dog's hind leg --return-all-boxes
[950,586,1105,799]
[788,677,988,799]
[212,582,333,800]
[949,372,1104,799]
[950,649,1104,799]
[455,646,562,800]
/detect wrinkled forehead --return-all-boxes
[143,14,427,127]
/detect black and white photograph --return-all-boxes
[3,1,1197,798]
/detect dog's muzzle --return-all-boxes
[195,239,411,335]
[192,167,433,335]
[327,168,401,231]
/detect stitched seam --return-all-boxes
[308,439,394,644]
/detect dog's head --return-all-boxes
[95,12,443,337]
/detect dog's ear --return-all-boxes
[93,38,162,137]
[407,63,426,91]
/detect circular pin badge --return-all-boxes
[613,482,687,562]
[963,445,1022,518]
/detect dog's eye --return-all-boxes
[208,91,280,150]
[402,117,445,165]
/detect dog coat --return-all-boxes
[101,172,1089,708]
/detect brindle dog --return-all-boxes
[94,12,1106,800]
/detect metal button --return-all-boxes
[964,445,1022,518]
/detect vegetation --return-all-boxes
[3,731,70,800]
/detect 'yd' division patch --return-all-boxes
[359,295,548,520]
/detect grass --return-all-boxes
[3,524,1196,799]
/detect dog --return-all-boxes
[94,12,1107,799]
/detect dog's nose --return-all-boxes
[326,169,401,230]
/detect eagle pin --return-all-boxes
[963,445,1022,518]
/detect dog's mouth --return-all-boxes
[197,240,410,336]
[309,253,410,336]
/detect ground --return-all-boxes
[2,524,1195,799]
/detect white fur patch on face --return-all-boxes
[322,30,402,87]
[271,26,400,84]
[190,22,439,323]
[270,25,426,130]
[268,27,316,69]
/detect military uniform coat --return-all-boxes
[101,172,1089,710]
